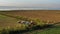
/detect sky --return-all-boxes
[0,0,60,10]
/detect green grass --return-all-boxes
[0,14,18,27]
[0,12,60,34]
[26,25,60,34]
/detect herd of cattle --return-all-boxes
[17,20,60,29]
[17,20,36,28]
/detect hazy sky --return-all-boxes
[0,0,60,9]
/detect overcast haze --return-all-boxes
[0,0,60,10]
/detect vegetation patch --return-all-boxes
[0,11,60,34]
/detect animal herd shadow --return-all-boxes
[9,24,56,34]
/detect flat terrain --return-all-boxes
[0,10,60,27]
[0,10,60,34]
[1,10,60,22]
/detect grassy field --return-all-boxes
[1,10,60,22]
[24,25,60,34]
[0,10,60,34]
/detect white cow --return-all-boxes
[18,20,31,25]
